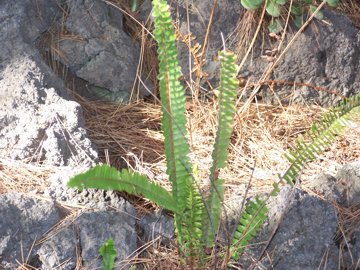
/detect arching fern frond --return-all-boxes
[68,164,179,214]
[230,93,360,261]
[204,51,239,247]
[231,196,268,260]
[281,94,360,185]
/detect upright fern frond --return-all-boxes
[180,181,206,264]
[68,164,179,214]
[203,51,239,246]
[152,0,193,212]
[282,94,360,185]
[210,51,239,176]
[99,238,117,270]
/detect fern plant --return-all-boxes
[68,0,238,267]
[67,0,360,268]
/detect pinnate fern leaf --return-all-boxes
[204,51,238,246]
[68,164,179,213]
[179,181,206,263]
[282,94,360,185]
[231,196,268,260]
[210,51,239,172]
[230,93,360,261]
[152,0,193,212]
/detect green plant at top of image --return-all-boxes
[68,0,360,268]
[241,0,340,33]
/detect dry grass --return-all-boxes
[74,89,360,200]
[0,158,54,194]
[339,0,360,28]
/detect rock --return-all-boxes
[335,160,360,205]
[310,161,360,205]
[0,0,98,166]
[58,0,141,101]
[76,210,137,269]
[0,192,137,269]
[45,167,134,211]
[173,0,243,81]
[0,193,62,269]
[341,228,360,269]
[239,187,338,269]
[309,173,341,201]
[239,9,360,106]
[37,227,77,270]
[138,210,175,246]
[0,56,98,166]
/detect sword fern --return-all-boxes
[67,0,360,268]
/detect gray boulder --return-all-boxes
[311,160,360,205]
[58,0,142,102]
[240,9,360,106]
[239,187,338,269]
[0,0,98,166]
[140,0,243,83]
[37,227,77,270]
[0,193,137,269]
[77,210,137,269]
[0,193,62,269]
[138,210,175,246]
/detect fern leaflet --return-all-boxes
[68,164,179,213]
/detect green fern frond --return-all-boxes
[210,51,239,173]
[230,196,268,260]
[203,178,225,247]
[67,164,179,213]
[99,238,117,270]
[230,94,360,261]
[204,51,238,246]
[152,0,193,212]
[282,94,360,185]
[178,181,206,264]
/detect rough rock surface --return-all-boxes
[37,227,77,270]
[77,210,137,269]
[239,9,360,106]
[0,192,137,269]
[311,160,360,205]
[239,187,339,269]
[45,167,131,210]
[58,0,141,101]
[138,210,175,246]
[0,57,97,166]
[0,0,98,166]
[0,193,62,269]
